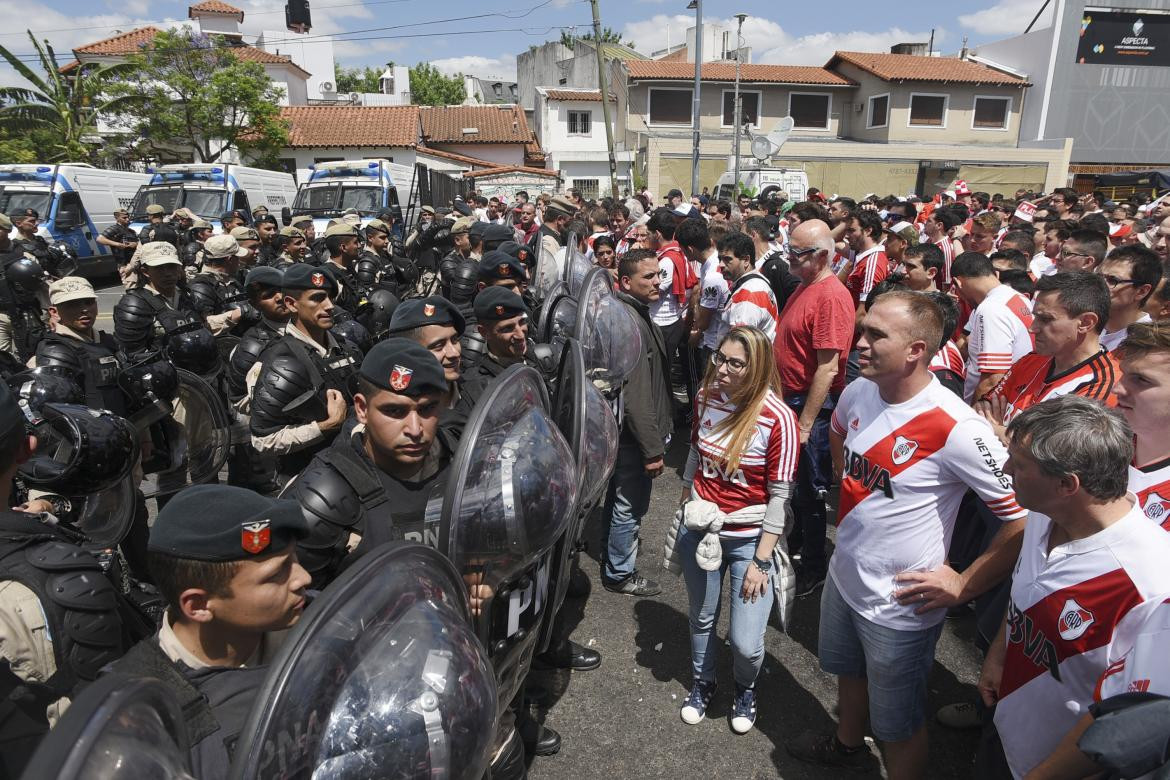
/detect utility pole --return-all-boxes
[688,0,703,199]
[732,13,747,199]
[589,0,620,200]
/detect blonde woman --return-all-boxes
[672,326,799,733]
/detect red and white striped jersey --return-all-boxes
[1095,596,1170,704]
[829,377,1025,630]
[964,284,1035,402]
[993,504,1170,778]
[930,340,965,377]
[691,389,800,535]
[934,237,957,286]
[722,271,779,341]
[845,245,890,308]
[989,350,1120,423]
[1130,457,1170,530]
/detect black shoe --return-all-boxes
[602,573,662,597]
[534,639,601,671]
[565,567,591,599]
[518,716,561,757]
[794,568,826,598]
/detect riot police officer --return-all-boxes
[247,264,362,484]
[138,204,170,244]
[271,225,308,267]
[180,219,213,275]
[355,218,393,299]
[254,214,280,266]
[96,208,138,276]
[113,242,211,362]
[11,208,48,261]
[0,215,50,363]
[220,209,246,233]
[187,235,255,337]
[321,222,363,314]
[226,266,288,403]
[387,296,465,394]
[282,339,453,585]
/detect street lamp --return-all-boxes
[687,0,702,199]
[732,13,747,199]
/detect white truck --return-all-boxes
[287,159,416,239]
[712,167,809,204]
[128,163,297,232]
[0,163,151,276]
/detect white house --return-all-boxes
[533,88,634,199]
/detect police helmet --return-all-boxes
[7,366,84,423]
[19,403,137,494]
[360,288,400,341]
[118,354,180,414]
[4,255,48,297]
[43,242,79,279]
[164,322,221,377]
[331,315,372,353]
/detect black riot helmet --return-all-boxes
[118,353,179,429]
[164,320,220,377]
[7,365,84,423]
[20,402,138,494]
[4,255,49,298]
[330,315,372,353]
[360,287,400,341]
[43,242,79,278]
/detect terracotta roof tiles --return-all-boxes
[826,51,1029,86]
[279,106,420,148]
[189,0,244,20]
[73,26,164,56]
[624,59,855,86]
[420,104,538,144]
[544,89,615,102]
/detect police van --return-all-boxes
[128,163,297,232]
[288,159,416,238]
[713,167,809,204]
[0,163,151,276]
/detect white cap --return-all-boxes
[48,276,96,305]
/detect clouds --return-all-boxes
[622,13,939,66]
[429,53,516,80]
[958,0,1053,37]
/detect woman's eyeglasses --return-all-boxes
[710,351,747,372]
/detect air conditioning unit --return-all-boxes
[350,92,362,105]
[320,80,335,93]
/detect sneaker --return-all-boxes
[730,685,757,734]
[680,679,717,725]
[936,701,982,730]
[786,730,878,774]
[602,573,662,597]
[794,568,826,598]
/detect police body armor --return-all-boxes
[188,270,258,336]
[353,250,385,300]
[281,427,454,587]
[439,250,476,302]
[249,333,362,481]
[0,249,48,363]
[257,242,280,268]
[113,287,206,360]
[226,319,284,403]
[324,262,361,316]
[181,241,203,273]
[35,331,127,416]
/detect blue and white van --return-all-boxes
[288,159,416,239]
[129,163,297,232]
[0,163,151,276]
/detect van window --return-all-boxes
[54,191,86,230]
[231,190,251,219]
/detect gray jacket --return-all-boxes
[614,290,672,461]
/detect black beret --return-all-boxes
[221,210,246,224]
[468,221,487,240]
[387,296,466,335]
[477,250,526,283]
[282,262,338,297]
[359,338,449,397]
[244,266,283,289]
[149,484,309,562]
[474,285,528,322]
[453,199,473,216]
[482,223,514,244]
[496,241,532,265]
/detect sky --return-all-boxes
[0,0,1054,86]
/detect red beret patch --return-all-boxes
[424,303,436,317]
[310,272,325,288]
[498,263,510,276]
[389,364,413,391]
[495,304,505,316]
[241,520,270,554]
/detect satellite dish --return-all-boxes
[748,117,795,162]
[750,136,772,161]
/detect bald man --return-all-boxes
[774,220,856,595]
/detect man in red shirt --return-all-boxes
[774,219,855,595]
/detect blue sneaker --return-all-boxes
[680,679,717,725]
[731,684,757,734]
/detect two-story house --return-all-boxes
[532,88,636,199]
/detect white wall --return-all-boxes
[257,29,337,102]
[544,100,611,154]
[285,147,418,184]
[195,15,239,36]
[426,143,523,166]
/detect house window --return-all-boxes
[788,93,831,130]
[909,93,948,127]
[568,110,592,135]
[648,88,692,125]
[973,96,1011,129]
[721,90,760,128]
[574,178,599,200]
[867,94,889,129]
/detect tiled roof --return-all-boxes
[826,51,1029,86]
[189,0,244,20]
[233,46,309,75]
[624,59,856,86]
[279,106,420,148]
[462,166,561,179]
[420,104,537,145]
[73,26,164,56]
[544,89,615,102]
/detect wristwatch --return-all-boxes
[752,555,773,573]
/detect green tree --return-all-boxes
[334,63,382,93]
[0,31,137,162]
[409,63,466,106]
[106,28,288,164]
[560,27,631,49]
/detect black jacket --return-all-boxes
[614,291,672,460]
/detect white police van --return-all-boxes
[288,159,416,239]
[0,163,151,276]
[128,163,297,232]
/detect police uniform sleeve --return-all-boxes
[0,580,66,727]
[112,291,156,356]
[248,351,325,455]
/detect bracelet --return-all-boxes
[752,555,772,573]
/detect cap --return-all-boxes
[145,204,166,216]
[452,199,473,217]
[48,276,96,305]
[482,223,515,244]
[230,226,260,242]
[244,266,283,289]
[363,218,391,235]
[0,214,12,231]
[474,285,528,322]
[477,250,526,283]
[323,222,360,238]
[220,210,245,224]
[359,338,449,397]
[387,296,465,336]
[468,221,487,241]
[545,195,576,218]
[149,484,309,562]
[290,215,314,228]
[203,234,250,260]
[138,241,181,267]
[421,205,436,215]
[496,241,531,265]
[673,203,691,217]
[283,263,337,296]
[883,221,919,245]
[450,216,475,235]
[190,219,213,230]
[251,205,269,216]
[172,208,196,221]
[341,210,361,227]
[279,226,306,240]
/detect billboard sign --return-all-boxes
[1077,8,1170,66]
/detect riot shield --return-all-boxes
[140,368,231,498]
[230,542,497,780]
[22,673,192,779]
[531,238,562,304]
[534,281,568,343]
[573,266,643,396]
[439,364,579,714]
[74,474,137,550]
[538,338,620,652]
[562,235,593,296]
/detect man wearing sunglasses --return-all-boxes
[1097,244,1162,352]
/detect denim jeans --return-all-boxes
[602,442,654,583]
[678,529,773,688]
[784,394,835,573]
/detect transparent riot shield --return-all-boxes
[562,234,593,296]
[140,368,231,498]
[439,364,579,714]
[21,674,193,780]
[74,474,137,551]
[531,238,562,304]
[534,281,568,344]
[230,542,497,780]
[573,266,643,397]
